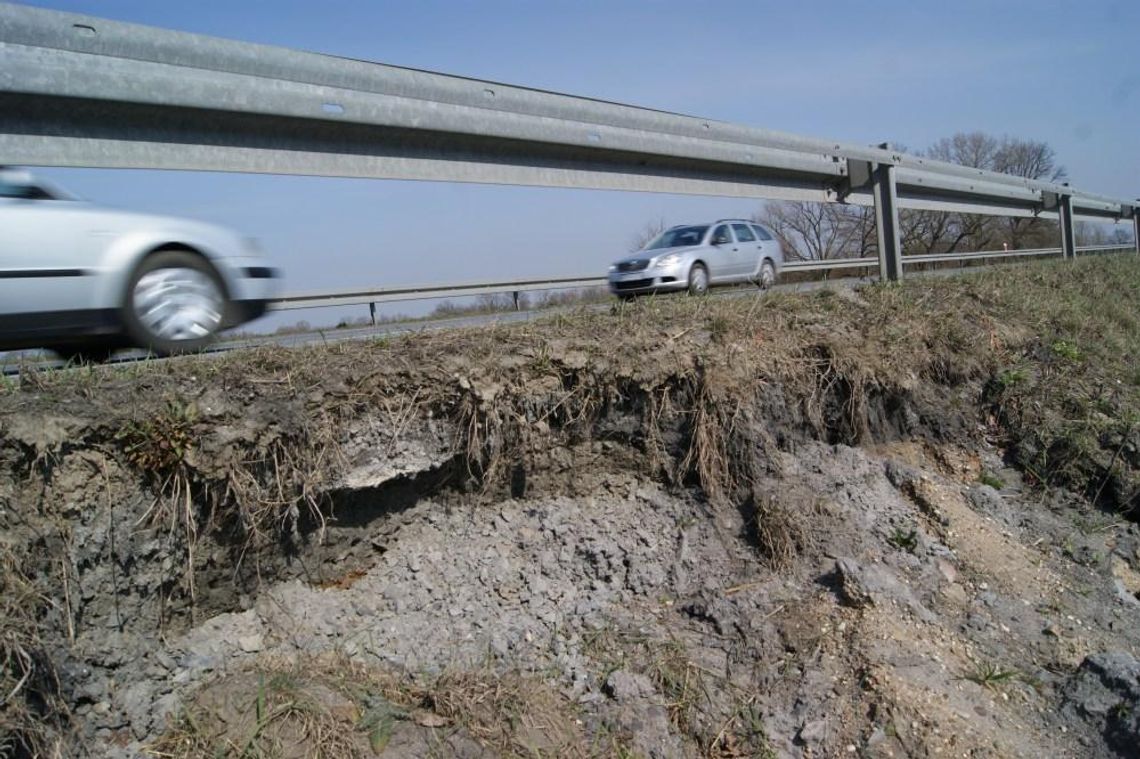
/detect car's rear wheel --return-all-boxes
[687,263,709,296]
[757,259,777,290]
[122,250,228,356]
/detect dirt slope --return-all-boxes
[1,256,1139,758]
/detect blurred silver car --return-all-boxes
[0,167,280,358]
[608,219,783,298]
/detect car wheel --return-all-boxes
[757,260,776,290]
[687,263,709,296]
[122,251,228,356]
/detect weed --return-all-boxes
[998,367,1028,389]
[118,399,198,478]
[887,526,919,553]
[963,661,1020,691]
[978,471,1005,490]
[1110,700,1133,721]
[1050,340,1083,362]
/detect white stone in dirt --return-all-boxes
[238,633,264,653]
[798,718,827,744]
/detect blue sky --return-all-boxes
[16,0,1140,327]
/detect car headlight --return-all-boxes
[608,264,617,272]
[655,254,681,268]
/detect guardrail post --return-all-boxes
[1134,205,1139,256]
[512,291,520,311]
[1059,193,1076,260]
[369,301,376,326]
[872,145,903,282]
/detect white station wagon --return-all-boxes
[608,219,784,298]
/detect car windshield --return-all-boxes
[644,225,708,250]
[0,169,72,200]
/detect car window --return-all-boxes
[0,170,63,200]
[732,223,756,242]
[711,225,733,245]
[646,225,709,250]
[751,224,773,241]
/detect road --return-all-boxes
[1,274,880,376]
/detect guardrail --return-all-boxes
[2,2,1137,284]
[270,244,1136,314]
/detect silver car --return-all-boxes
[608,219,784,298]
[0,167,280,358]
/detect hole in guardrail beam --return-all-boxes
[483,88,496,98]
[322,103,345,114]
[72,23,97,35]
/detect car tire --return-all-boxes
[687,263,709,296]
[757,259,777,290]
[122,250,228,356]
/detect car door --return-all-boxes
[0,193,105,337]
[706,224,737,282]
[751,223,782,269]
[731,223,762,280]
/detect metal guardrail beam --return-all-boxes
[0,3,1136,286]
[271,275,609,311]
[269,245,1135,311]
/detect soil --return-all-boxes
[2,261,1139,758]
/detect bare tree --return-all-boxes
[753,201,871,260]
[899,132,1065,253]
[1075,221,1107,246]
[994,137,1066,249]
[629,217,667,252]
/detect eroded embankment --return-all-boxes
[1,257,1139,758]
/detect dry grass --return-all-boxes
[743,492,810,570]
[5,255,1139,568]
[581,625,778,757]
[0,544,67,759]
[4,255,1140,755]
[147,654,587,759]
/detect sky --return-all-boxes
[13,0,1140,329]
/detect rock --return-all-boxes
[941,583,968,605]
[967,485,1004,513]
[798,718,827,744]
[1061,651,1140,756]
[1114,579,1140,608]
[835,558,874,608]
[238,634,264,653]
[832,557,933,621]
[936,559,958,584]
[605,670,656,703]
[884,461,919,490]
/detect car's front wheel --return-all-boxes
[687,263,709,296]
[122,250,228,356]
